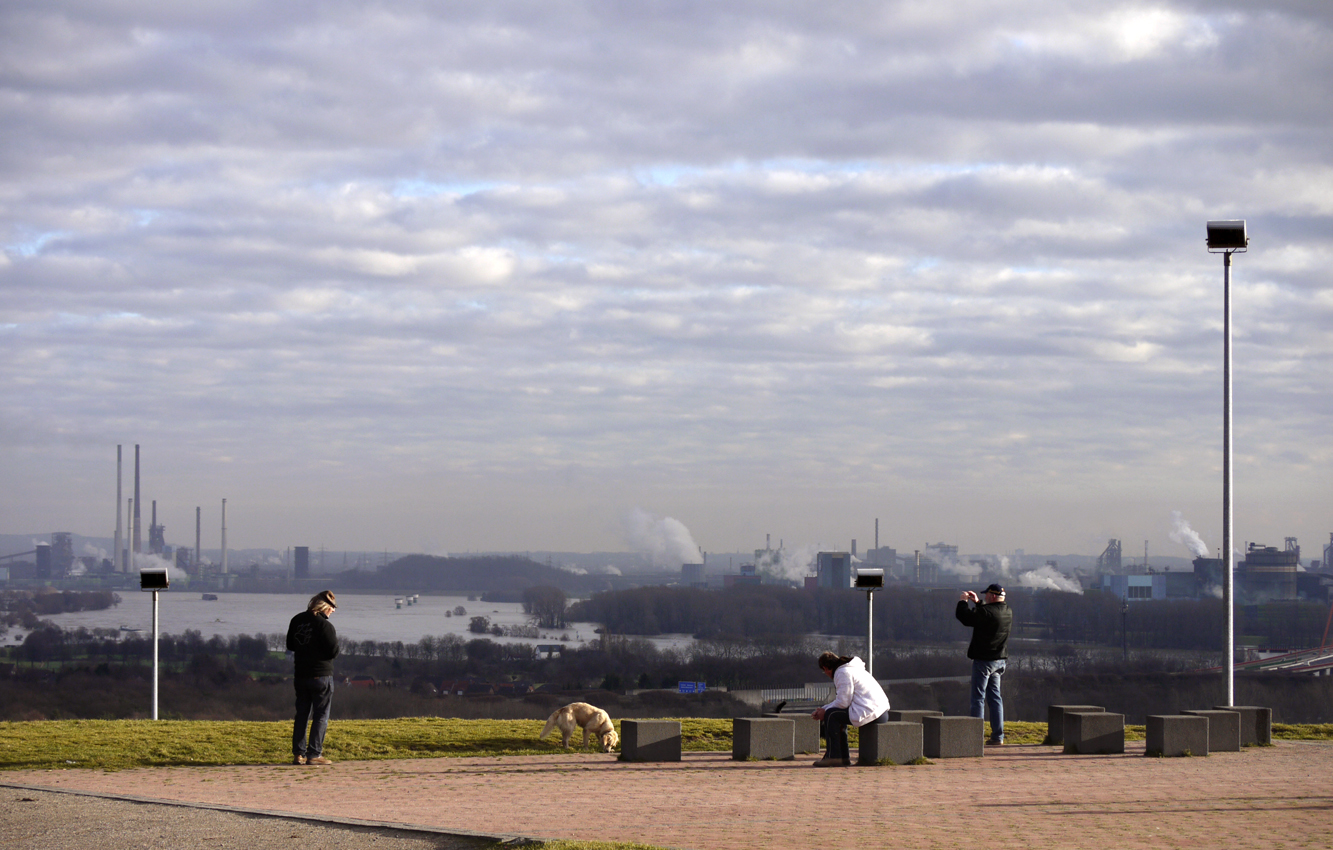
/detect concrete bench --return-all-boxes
[886,710,944,723]
[1182,709,1241,753]
[857,721,923,766]
[1062,711,1125,755]
[733,718,794,761]
[922,715,984,758]
[620,719,681,762]
[764,713,821,754]
[1046,705,1105,745]
[1146,714,1209,757]
[1214,705,1272,746]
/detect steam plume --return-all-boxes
[1169,511,1209,558]
[624,509,701,568]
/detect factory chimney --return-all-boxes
[195,507,201,573]
[221,498,228,575]
[114,445,123,573]
[132,444,142,556]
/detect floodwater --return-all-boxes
[24,591,695,652]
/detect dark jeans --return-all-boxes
[970,658,1005,742]
[293,676,334,758]
[822,709,886,761]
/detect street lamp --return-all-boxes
[854,569,884,676]
[1121,597,1129,662]
[140,567,170,719]
[1207,219,1248,707]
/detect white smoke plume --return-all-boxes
[1015,565,1083,593]
[1169,511,1209,558]
[624,509,702,568]
[757,543,821,584]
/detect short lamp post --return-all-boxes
[139,567,170,719]
[854,569,884,676]
[1121,597,1129,662]
[1207,219,1248,707]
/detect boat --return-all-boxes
[119,625,141,632]
[202,593,219,601]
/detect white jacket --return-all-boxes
[821,656,890,727]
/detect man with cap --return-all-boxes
[287,590,339,765]
[956,583,1012,745]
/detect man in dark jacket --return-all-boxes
[956,583,1012,745]
[287,589,339,765]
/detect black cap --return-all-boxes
[984,583,1005,595]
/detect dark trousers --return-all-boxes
[822,709,887,761]
[293,676,334,758]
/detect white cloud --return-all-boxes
[0,1,1328,559]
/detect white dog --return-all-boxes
[539,702,619,752]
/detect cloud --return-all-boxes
[0,1,1329,559]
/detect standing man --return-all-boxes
[956,583,1012,745]
[287,590,339,765]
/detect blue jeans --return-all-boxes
[970,659,1005,742]
[293,676,334,758]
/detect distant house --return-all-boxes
[347,675,376,689]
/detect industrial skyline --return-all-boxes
[2,3,1330,560]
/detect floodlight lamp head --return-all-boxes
[1206,220,1248,253]
[140,567,169,591]
[854,568,884,589]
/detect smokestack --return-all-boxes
[875,518,879,552]
[114,445,123,573]
[221,498,228,575]
[132,444,141,555]
[195,507,201,572]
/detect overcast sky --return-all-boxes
[3,1,1330,566]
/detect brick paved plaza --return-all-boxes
[4,740,1331,850]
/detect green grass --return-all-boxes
[0,717,738,771]
[5,718,1327,771]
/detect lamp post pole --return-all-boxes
[865,587,877,676]
[1222,249,1234,707]
[151,588,160,720]
[1207,219,1246,708]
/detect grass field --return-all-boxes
[1,717,1327,771]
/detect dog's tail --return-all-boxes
[539,712,557,741]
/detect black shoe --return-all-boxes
[986,739,1005,746]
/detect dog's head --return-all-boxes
[600,728,619,753]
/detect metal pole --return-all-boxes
[152,588,160,720]
[1223,251,1235,707]
[865,589,874,676]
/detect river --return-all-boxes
[21,591,696,652]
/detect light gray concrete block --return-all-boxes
[1046,705,1105,745]
[1146,714,1209,757]
[886,710,944,723]
[733,717,795,761]
[922,715,984,759]
[620,719,681,762]
[1062,711,1125,755]
[765,713,821,754]
[1183,709,1241,753]
[1214,705,1272,746]
[857,721,923,766]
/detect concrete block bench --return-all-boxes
[857,721,923,766]
[1146,714,1209,757]
[620,719,681,762]
[886,710,943,723]
[733,717,795,761]
[1062,711,1125,755]
[1214,705,1272,746]
[765,713,821,754]
[1182,709,1241,753]
[922,715,984,758]
[1046,705,1105,745]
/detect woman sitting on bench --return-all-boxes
[811,651,890,767]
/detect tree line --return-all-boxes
[567,583,1329,651]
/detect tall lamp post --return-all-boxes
[1207,219,1248,707]
[140,567,170,719]
[854,569,884,676]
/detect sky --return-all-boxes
[3,1,1330,566]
